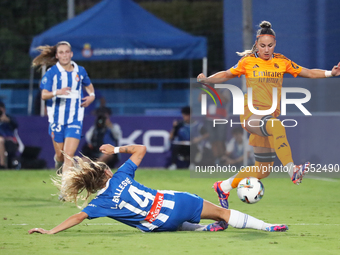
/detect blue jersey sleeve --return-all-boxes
[116,159,137,178]
[40,69,53,91]
[80,67,91,86]
[82,199,105,219]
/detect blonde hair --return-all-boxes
[32,41,72,69]
[52,155,109,208]
[237,21,276,57]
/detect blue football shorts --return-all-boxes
[154,192,203,232]
[48,121,82,143]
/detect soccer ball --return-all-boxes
[237,177,264,204]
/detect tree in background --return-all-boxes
[0,0,223,79]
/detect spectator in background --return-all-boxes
[82,111,122,168]
[0,101,19,169]
[222,127,254,169]
[168,106,191,170]
[94,101,112,118]
[168,106,212,170]
[190,119,212,168]
[201,87,231,164]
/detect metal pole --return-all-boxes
[40,65,46,116]
[242,0,253,167]
[202,57,208,76]
[242,0,253,52]
[68,0,75,19]
[28,67,34,115]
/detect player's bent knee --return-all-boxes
[259,115,274,137]
[212,204,230,222]
[219,208,230,222]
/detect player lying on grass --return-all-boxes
[28,144,288,234]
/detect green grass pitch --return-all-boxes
[1,169,339,255]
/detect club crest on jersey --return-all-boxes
[82,43,93,58]
[42,77,47,84]
[75,74,80,82]
[274,63,279,68]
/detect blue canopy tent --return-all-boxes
[28,0,207,114]
[29,0,207,61]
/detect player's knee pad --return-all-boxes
[259,115,274,137]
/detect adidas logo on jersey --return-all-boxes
[278,143,288,150]
[253,64,259,68]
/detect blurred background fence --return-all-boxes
[1,0,224,116]
[1,0,340,168]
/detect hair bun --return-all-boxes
[260,21,272,29]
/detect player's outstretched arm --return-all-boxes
[100,144,147,167]
[197,69,237,84]
[28,212,88,235]
[298,62,340,78]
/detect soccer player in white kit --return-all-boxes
[32,41,95,183]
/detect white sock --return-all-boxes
[285,162,294,178]
[178,222,206,231]
[228,209,270,231]
[220,174,236,193]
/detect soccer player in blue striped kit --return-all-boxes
[32,41,96,181]
[28,144,288,234]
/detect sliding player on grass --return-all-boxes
[28,144,287,234]
[197,21,340,209]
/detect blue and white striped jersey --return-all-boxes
[40,61,92,125]
[82,159,175,232]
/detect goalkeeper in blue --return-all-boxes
[28,144,288,234]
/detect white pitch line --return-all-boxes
[5,223,340,226]
[84,223,122,226]
[289,223,340,226]
[305,176,339,182]
[4,223,123,226]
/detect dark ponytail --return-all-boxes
[256,21,276,38]
[237,21,276,56]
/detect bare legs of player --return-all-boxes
[52,137,80,198]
